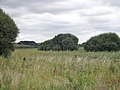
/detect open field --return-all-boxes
[0,49,120,90]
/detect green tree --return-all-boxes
[38,39,53,51]
[62,37,77,51]
[53,44,61,51]
[84,33,120,52]
[38,33,79,51]
[52,33,79,51]
[0,8,19,57]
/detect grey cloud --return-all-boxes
[28,2,91,14]
[0,0,63,8]
[87,15,120,33]
[1,0,98,14]
[0,0,120,43]
[101,0,120,7]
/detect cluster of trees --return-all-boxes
[39,34,79,51]
[84,33,120,52]
[39,32,120,52]
[1,8,120,57]
[0,8,19,57]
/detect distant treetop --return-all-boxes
[18,41,37,46]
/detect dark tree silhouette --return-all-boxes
[84,33,120,52]
[39,33,79,51]
[0,8,19,57]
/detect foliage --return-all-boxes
[0,8,19,57]
[39,39,53,51]
[39,33,79,51]
[62,37,78,51]
[84,33,120,52]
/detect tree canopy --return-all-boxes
[0,8,19,57]
[39,33,79,51]
[84,33,120,52]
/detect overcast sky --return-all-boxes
[0,0,120,43]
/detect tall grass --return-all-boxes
[0,49,120,90]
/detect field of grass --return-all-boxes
[0,49,120,90]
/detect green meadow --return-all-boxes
[0,49,120,90]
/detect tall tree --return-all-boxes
[0,8,19,57]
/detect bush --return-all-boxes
[0,8,19,57]
[84,33,120,52]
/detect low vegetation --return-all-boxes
[0,49,120,90]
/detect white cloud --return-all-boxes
[0,0,120,43]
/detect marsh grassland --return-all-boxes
[0,49,120,90]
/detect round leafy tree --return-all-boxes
[84,33,120,52]
[62,37,77,51]
[0,8,19,57]
[52,33,79,51]
[39,33,79,51]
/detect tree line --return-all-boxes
[0,8,120,57]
